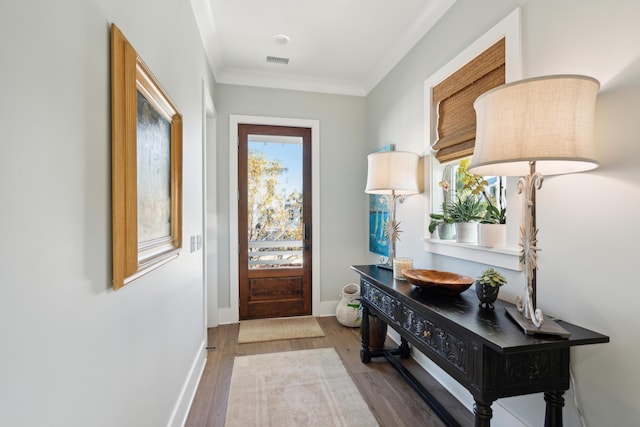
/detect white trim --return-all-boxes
[218,307,236,325]
[189,0,223,76]
[229,115,321,323]
[166,340,206,427]
[217,69,367,97]
[423,8,523,266]
[200,1,457,96]
[363,0,457,94]
[203,80,218,329]
[201,80,208,339]
[316,300,339,317]
[423,238,521,270]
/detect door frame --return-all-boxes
[225,115,321,324]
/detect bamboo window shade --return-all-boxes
[432,38,505,162]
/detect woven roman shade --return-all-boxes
[431,38,505,162]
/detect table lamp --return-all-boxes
[469,75,599,336]
[365,151,419,269]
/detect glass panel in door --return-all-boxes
[247,135,303,270]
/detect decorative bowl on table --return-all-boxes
[402,269,474,296]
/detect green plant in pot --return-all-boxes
[429,202,455,240]
[429,175,456,240]
[475,267,507,309]
[478,204,507,247]
[448,195,484,243]
[448,195,485,223]
[459,158,507,246]
[481,204,506,225]
[459,158,505,219]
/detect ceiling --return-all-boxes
[191,0,456,96]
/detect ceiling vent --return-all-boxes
[266,56,289,65]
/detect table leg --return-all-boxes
[399,336,410,359]
[360,305,371,363]
[473,399,493,427]
[544,391,565,427]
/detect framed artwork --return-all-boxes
[111,24,183,290]
[368,144,394,256]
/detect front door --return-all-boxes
[238,124,312,320]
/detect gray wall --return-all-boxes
[0,0,214,425]
[366,0,640,425]
[214,84,367,307]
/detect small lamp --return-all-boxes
[365,151,419,269]
[469,75,599,337]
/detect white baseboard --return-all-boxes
[315,300,338,317]
[218,307,237,325]
[167,340,207,427]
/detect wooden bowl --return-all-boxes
[402,269,474,296]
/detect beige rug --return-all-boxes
[225,348,379,426]
[237,316,325,344]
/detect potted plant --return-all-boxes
[336,283,362,327]
[458,158,507,247]
[429,172,456,240]
[448,195,484,243]
[475,267,507,308]
[482,205,506,224]
[428,202,455,240]
[479,205,507,247]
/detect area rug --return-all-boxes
[224,348,379,426]
[237,316,325,344]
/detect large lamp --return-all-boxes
[365,151,419,268]
[469,75,599,337]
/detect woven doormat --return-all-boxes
[237,316,325,344]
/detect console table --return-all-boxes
[351,265,609,427]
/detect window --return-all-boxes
[433,158,505,225]
[423,8,522,270]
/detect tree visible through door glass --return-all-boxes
[247,135,303,270]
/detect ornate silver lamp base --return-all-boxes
[376,261,393,271]
[509,163,571,339]
[375,191,404,272]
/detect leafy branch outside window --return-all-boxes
[248,150,303,241]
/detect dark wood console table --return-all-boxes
[351,265,609,427]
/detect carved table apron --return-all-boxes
[351,265,609,427]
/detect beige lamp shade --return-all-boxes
[365,151,419,195]
[469,75,600,177]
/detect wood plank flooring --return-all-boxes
[185,316,474,426]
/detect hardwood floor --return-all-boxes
[185,316,473,426]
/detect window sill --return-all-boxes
[423,238,522,271]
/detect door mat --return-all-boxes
[237,316,325,344]
[225,348,379,426]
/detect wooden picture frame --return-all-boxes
[111,24,182,290]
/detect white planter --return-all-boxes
[438,223,456,240]
[455,222,478,244]
[336,283,361,327]
[478,224,507,248]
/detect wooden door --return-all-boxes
[238,124,312,320]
